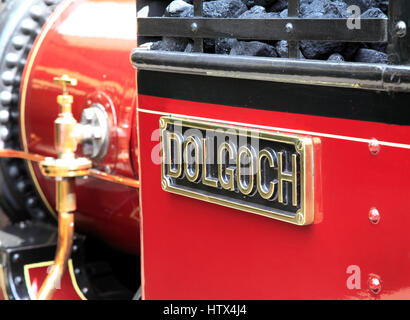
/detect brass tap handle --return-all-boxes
[53,74,77,94]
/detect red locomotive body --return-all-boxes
[0,0,409,300]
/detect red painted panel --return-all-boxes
[137,95,410,299]
[26,262,83,300]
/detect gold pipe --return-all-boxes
[0,149,140,189]
[37,210,74,300]
[0,149,45,162]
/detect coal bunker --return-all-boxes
[147,0,390,63]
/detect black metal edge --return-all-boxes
[137,17,388,42]
[131,49,410,92]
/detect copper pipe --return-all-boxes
[0,149,140,189]
[90,169,140,189]
[37,179,76,300]
[37,211,74,300]
[0,149,45,162]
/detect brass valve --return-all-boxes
[37,75,91,300]
[0,74,139,299]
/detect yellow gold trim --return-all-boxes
[160,116,315,226]
[20,0,76,219]
[0,265,9,300]
[24,259,86,300]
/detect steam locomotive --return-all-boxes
[0,0,409,300]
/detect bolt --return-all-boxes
[368,138,380,155]
[12,253,20,262]
[369,208,380,224]
[14,276,22,285]
[191,22,198,33]
[0,91,12,105]
[20,18,38,35]
[395,21,407,38]
[0,110,10,123]
[369,275,382,294]
[5,53,19,68]
[285,23,294,33]
[12,36,27,50]
[0,126,9,140]
[2,71,14,86]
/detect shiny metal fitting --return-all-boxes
[368,208,380,224]
[368,138,380,155]
[369,275,382,294]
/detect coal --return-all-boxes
[354,48,387,63]
[151,37,189,52]
[275,40,305,58]
[165,0,193,17]
[215,38,238,54]
[242,0,277,9]
[268,0,287,13]
[239,5,279,18]
[328,53,345,62]
[344,0,376,12]
[150,0,391,64]
[230,41,278,57]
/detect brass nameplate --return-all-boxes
[160,117,314,226]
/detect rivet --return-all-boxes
[82,287,88,294]
[33,209,45,220]
[0,91,12,106]
[368,138,380,155]
[285,23,294,33]
[18,221,26,229]
[0,126,10,140]
[5,53,19,68]
[29,5,46,21]
[369,275,382,294]
[0,110,10,123]
[74,268,80,275]
[20,18,38,35]
[26,197,37,208]
[12,36,27,50]
[14,276,22,285]
[72,244,78,252]
[395,21,407,38]
[2,71,14,86]
[12,253,20,262]
[191,22,198,33]
[368,208,380,224]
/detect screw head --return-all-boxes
[191,22,198,33]
[395,21,407,38]
[12,253,20,262]
[369,275,382,294]
[285,23,294,33]
[369,208,380,224]
[369,138,380,155]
